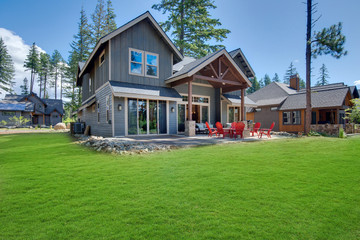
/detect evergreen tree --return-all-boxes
[24,42,39,93]
[304,0,347,134]
[264,74,271,86]
[152,0,230,57]
[283,62,297,84]
[91,0,106,46]
[246,76,260,94]
[0,37,15,93]
[315,63,330,86]
[71,7,92,62]
[63,50,81,116]
[300,78,306,89]
[259,78,264,88]
[20,77,29,95]
[38,53,50,98]
[104,0,117,34]
[50,50,63,99]
[272,73,280,82]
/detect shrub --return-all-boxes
[339,126,347,138]
[9,116,30,127]
[308,130,321,137]
[0,120,7,126]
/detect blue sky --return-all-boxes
[0,0,359,98]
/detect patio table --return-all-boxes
[223,128,235,138]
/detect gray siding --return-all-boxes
[82,84,113,137]
[110,20,173,86]
[254,107,279,131]
[50,111,62,126]
[0,111,21,125]
[169,101,177,134]
[114,97,126,136]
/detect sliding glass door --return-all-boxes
[127,99,167,135]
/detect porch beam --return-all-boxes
[188,77,193,121]
[220,58,247,86]
[209,63,219,78]
[241,88,245,121]
[221,67,230,79]
[170,76,193,87]
[193,74,242,86]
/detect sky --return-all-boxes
[0,0,359,100]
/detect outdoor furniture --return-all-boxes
[195,123,207,134]
[234,122,245,139]
[250,122,261,137]
[206,122,218,137]
[216,122,231,138]
[259,122,275,138]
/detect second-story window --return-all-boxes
[145,53,158,78]
[129,48,143,75]
[99,50,105,66]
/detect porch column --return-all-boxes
[241,88,245,121]
[188,79,192,121]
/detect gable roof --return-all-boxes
[78,11,183,83]
[228,48,255,78]
[247,82,296,106]
[173,56,197,73]
[0,100,34,112]
[5,93,47,106]
[349,86,359,99]
[279,87,350,110]
[166,48,252,87]
[42,99,64,115]
[222,93,257,107]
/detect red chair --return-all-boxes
[231,122,237,129]
[206,122,218,137]
[259,122,275,138]
[250,122,261,137]
[216,122,231,139]
[234,122,245,139]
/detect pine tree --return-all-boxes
[38,53,50,98]
[259,78,264,88]
[71,7,92,62]
[315,63,330,86]
[264,74,271,86]
[272,73,280,82]
[24,42,39,93]
[20,77,29,95]
[247,76,260,94]
[300,78,306,89]
[304,0,347,134]
[0,37,15,94]
[283,62,297,84]
[50,50,63,99]
[63,50,81,116]
[104,0,117,34]
[91,0,106,46]
[152,0,230,57]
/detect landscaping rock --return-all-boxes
[54,123,66,130]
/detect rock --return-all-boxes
[54,123,66,130]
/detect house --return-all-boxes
[247,74,358,132]
[0,92,63,126]
[76,11,255,137]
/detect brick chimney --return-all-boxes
[290,74,300,91]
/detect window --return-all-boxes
[283,111,301,125]
[99,50,105,66]
[129,48,143,75]
[106,96,110,123]
[255,108,262,112]
[311,111,317,124]
[97,102,100,123]
[271,107,278,111]
[129,48,159,78]
[145,52,158,78]
[2,111,15,116]
[89,78,92,93]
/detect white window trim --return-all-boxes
[227,105,241,123]
[99,50,105,67]
[145,51,159,78]
[178,93,211,125]
[129,48,144,76]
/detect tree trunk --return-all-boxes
[60,74,63,100]
[30,69,34,93]
[305,0,312,134]
[39,75,42,97]
[55,70,58,99]
[44,74,47,98]
[179,0,184,55]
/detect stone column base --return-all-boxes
[185,120,196,136]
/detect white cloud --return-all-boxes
[354,80,360,86]
[0,28,47,99]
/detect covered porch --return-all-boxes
[165,49,252,136]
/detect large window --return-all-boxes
[129,48,158,78]
[228,106,241,122]
[283,111,301,125]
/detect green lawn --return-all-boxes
[0,133,359,239]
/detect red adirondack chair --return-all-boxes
[216,122,231,138]
[231,122,237,129]
[250,122,261,137]
[206,122,218,137]
[259,122,275,138]
[234,122,245,139]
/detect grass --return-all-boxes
[0,133,360,239]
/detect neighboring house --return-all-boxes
[0,92,63,126]
[247,74,358,132]
[76,11,255,137]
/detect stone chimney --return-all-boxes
[290,74,300,91]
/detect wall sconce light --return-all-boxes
[171,107,175,113]
[118,104,122,111]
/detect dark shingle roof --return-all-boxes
[279,87,349,110]
[349,86,359,98]
[4,94,25,101]
[109,81,182,99]
[228,48,255,78]
[223,93,257,106]
[0,101,34,112]
[247,82,296,106]
[43,99,64,115]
